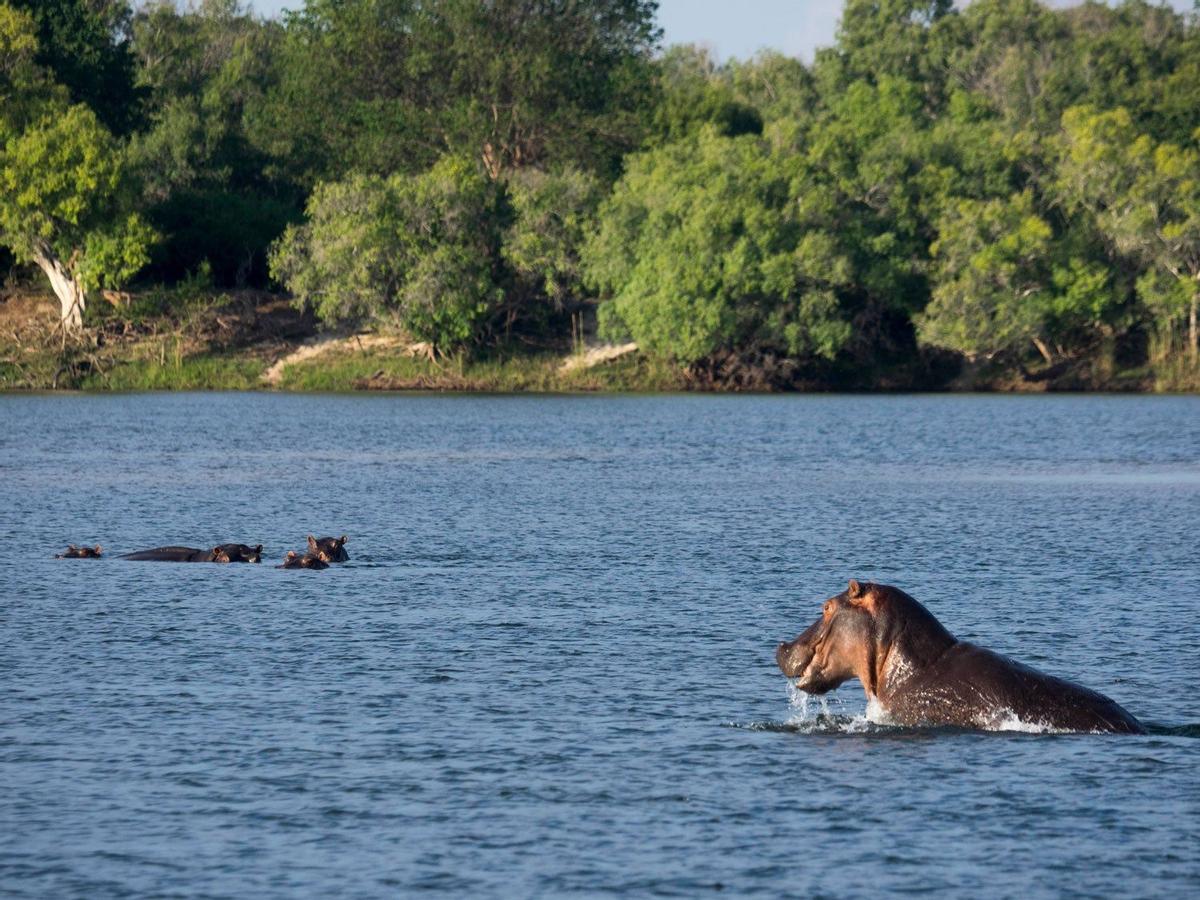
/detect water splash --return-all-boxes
[781,683,879,734]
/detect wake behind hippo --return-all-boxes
[776,580,1143,734]
[119,543,263,563]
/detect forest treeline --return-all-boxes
[1,0,1198,388]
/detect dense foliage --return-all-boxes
[0,0,1197,379]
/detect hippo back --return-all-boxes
[119,546,211,562]
[895,642,1144,734]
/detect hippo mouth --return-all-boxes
[792,669,829,694]
[776,643,815,682]
[777,643,837,694]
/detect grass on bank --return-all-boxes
[79,355,266,390]
[274,346,687,392]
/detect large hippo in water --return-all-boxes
[776,580,1144,734]
[119,543,263,563]
[307,535,348,563]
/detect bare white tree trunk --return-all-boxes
[32,241,85,333]
[1031,336,1054,365]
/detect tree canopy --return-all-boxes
[1,0,1198,382]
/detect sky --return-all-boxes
[244,0,1195,62]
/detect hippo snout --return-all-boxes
[776,639,812,678]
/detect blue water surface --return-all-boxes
[1,393,1198,897]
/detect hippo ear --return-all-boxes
[339,535,348,545]
[94,545,102,554]
[307,535,318,551]
[255,545,263,554]
[287,550,297,559]
[847,581,879,614]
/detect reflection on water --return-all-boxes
[1,393,1198,897]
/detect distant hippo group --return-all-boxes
[55,535,349,570]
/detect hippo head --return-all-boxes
[282,550,329,570]
[57,544,102,559]
[236,544,263,563]
[777,580,956,697]
[213,543,263,563]
[777,580,878,694]
[307,534,349,563]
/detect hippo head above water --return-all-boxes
[278,550,329,570]
[214,543,263,564]
[777,580,1144,734]
[56,544,103,559]
[307,535,348,563]
[777,580,952,696]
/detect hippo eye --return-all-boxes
[823,601,833,617]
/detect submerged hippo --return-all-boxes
[276,550,329,570]
[119,543,263,563]
[307,535,349,563]
[56,544,103,559]
[776,580,1144,734]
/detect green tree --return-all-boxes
[647,45,763,144]
[918,191,1060,361]
[254,0,659,186]
[1058,106,1200,358]
[503,166,602,318]
[129,1,292,285]
[270,156,505,353]
[938,0,1066,131]
[726,52,818,129]
[918,187,1120,364]
[0,4,153,332]
[584,128,852,364]
[796,76,936,326]
[6,0,140,134]
[825,0,954,94]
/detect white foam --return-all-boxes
[784,686,1081,734]
[864,696,893,725]
[978,708,1072,734]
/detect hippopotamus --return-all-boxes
[776,580,1144,734]
[56,544,103,558]
[307,535,348,563]
[119,543,263,563]
[276,550,329,570]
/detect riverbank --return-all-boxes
[1,289,1195,392]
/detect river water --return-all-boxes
[1,393,1198,897]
